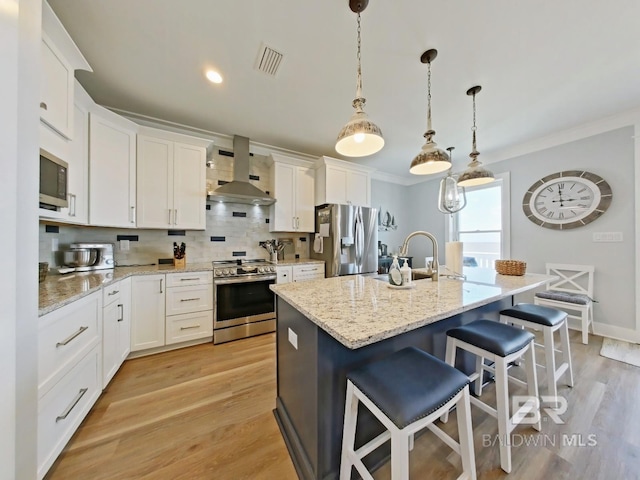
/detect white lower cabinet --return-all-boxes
[130,274,166,352]
[37,291,102,480]
[131,272,213,353]
[102,277,131,388]
[277,263,325,283]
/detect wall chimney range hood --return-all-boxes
[207,135,276,206]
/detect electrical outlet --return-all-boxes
[288,327,298,350]
[119,239,130,251]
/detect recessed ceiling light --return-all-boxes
[205,70,223,84]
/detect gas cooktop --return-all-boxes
[212,258,276,278]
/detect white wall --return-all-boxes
[401,126,636,334]
[370,179,412,257]
[0,0,40,478]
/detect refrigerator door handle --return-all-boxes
[354,207,364,272]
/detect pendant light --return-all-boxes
[409,49,451,175]
[335,0,384,157]
[457,85,495,187]
[438,147,467,213]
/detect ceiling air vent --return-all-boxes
[254,43,284,76]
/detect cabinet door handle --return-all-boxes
[168,209,172,225]
[180,324,201,330]
[174,209,178,225]
[292,217,296,230]
[130,206,136,224]
[117,304,123,321]
[68,193,76,217]
[179,297,200,302]
[40,102,48,110]
[56,326,89,347]
[159,279,163,293]
[56,388,88,422]
[180,278,199,281]
[108,289,119,296]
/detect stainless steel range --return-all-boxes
[212,259,277,344]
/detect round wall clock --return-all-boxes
[522,170,612,230]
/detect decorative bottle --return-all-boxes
[388,255,403,286]
[400,258,412,286]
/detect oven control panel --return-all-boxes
[213,265,276,278]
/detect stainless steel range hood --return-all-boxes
[207,135,276,206]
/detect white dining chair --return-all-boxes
[534,263,595,344]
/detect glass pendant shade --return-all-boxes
[410,49,451,175]
[438,175,467,213]
[336,98,384,157]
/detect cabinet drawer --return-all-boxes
[165,284,213,316]
[166,310,213,345]
[166,271,212,288]
[39,292,102,394]
[102,280,123,307]
[293,273,325,282]
[292,264,325,281]
[38,345,101,479]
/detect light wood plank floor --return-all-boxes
[46,331,640,479]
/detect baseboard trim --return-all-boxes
[592,323,640,344]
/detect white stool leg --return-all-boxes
[559,320,574,387]
[475,355,485,396]
[441,337,457,423]
[494,356,512,474]
[390,429,410,480]
[523,344,541,432]
[581,307,589,344]
[457,386,477,480]
[340,381,358,480]
[543,326,558,402]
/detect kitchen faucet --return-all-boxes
[399,231,439,281]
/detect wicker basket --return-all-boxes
[39,262,49,283]
[495,260,526,276]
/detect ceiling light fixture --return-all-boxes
[410,49,451,175]
[205,70,223,84]
[438,147,467,213]
[457,85,495,187]
[335,0,384,158]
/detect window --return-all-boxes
[447,172,510,268]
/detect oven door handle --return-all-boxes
[214,274,277,285]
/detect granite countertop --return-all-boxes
[39,262,214,316]
[273,258,325,266]
[270,269,554,349]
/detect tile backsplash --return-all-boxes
[40,152,310,267]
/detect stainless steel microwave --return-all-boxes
[39,148,68,209]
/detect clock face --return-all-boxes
[522,170,612,230]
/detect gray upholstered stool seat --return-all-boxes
[340,346,477,479]
[500,303,574,405]
[348,347,470,428]
[444,320,540,474]
[500,303,567,326]
[446,319,535,357]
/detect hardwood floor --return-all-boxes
[46,331,640,479]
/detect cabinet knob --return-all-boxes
[40,102,48,110]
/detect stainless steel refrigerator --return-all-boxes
[310,204,378,277]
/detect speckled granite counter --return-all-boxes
[272,258,324,266]
[271,270,553,349]
[39,263,213,316]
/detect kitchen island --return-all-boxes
[270,270,553,480]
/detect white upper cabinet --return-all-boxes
[136,127,209,230]
[89,105,138,228]
[314,156,373,207]
[269,154,315,233]
[40,1,91,140]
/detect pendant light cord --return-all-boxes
[355,12,363,99]
[470,91,479,162]
[426,61,432,132]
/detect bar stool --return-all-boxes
[500,303,574,403]
[443,320,540,474]
[340,346,476,480]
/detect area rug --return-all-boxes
[600,337,640,367]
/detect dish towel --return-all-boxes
[313,234,323,254]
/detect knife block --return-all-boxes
[173,256,186,268]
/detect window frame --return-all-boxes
[445,171,511,262]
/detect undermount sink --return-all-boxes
[371,271,432,282]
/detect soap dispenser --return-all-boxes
[400,258,412,286]
[388,255,403,286]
